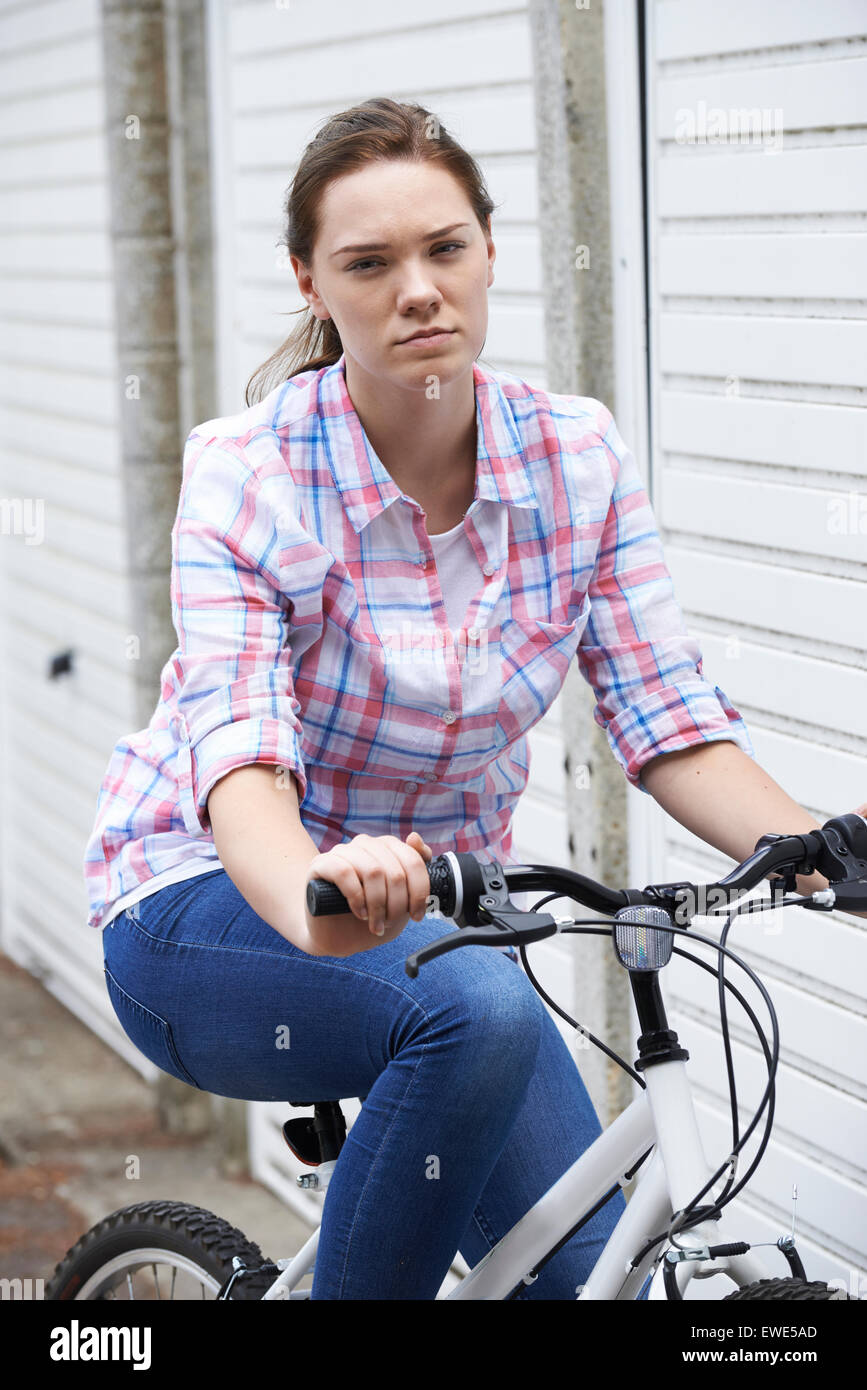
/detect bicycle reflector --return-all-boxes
[613,906,675,971]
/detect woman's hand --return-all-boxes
[817,804,867,921]
[302,831,434,956]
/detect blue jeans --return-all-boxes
[102,866,632,1300]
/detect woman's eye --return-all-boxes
[346,242,465,272]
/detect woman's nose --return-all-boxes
[395,265,443,311]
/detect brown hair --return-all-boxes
[244,97,499,406]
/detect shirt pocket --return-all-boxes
[104,964,202,1090]
[493,593,592,751]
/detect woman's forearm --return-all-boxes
[206,764,321,949]
[638,740,830,899]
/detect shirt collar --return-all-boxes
[314,352,539,535]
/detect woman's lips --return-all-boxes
[397,330,456,348]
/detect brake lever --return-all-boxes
[405,922,516,978]
[404,905,559,978]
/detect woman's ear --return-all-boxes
[291,254,330,322]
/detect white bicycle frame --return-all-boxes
[259,1051,775,1300]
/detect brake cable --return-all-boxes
[510,885,815,1295]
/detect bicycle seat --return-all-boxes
[283,1097,367,1166]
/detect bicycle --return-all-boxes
[47,813,867,1301]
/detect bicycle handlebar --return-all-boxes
[306,814,867,975]
[307,813,867,918]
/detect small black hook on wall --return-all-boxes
[48,649,75,679]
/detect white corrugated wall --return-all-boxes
[203,0,573,1234]
[637,0,867,1291]
[0,0,159,1077]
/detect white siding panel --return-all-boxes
[0,182,111,230]
[2,321,116,372]
[0,408,118,473]
[0,89,107,144]
[655,0,867,61]
[666,546,864,652]
[0,362,117,422]
[0,274,114,323]
[0,134,108,184]
[661,471,867,563]
[228,0,527,54]
[660,315,867,389]
[0,0,100,52]
[229,17,534,112]
[641,0,867,1281]
[0,36,101,98]
[659,233,867,301]
[658,146,867,220]
[659,393,867,477]
[657,57,867,138]
[0,232,113,278]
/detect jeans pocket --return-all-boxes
[103,964,201,1090]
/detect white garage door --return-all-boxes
[205,0,573,1230]
[638,0,867,1292]
[0,0,157,1078]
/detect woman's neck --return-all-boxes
[343,352,478,505]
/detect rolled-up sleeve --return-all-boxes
[168,433,307,834]
[576,410,755,795]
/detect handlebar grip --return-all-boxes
[306,855,458,919]
[826,812,867,861]
[305,877,354,917]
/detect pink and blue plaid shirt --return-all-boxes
[83,352,754,930]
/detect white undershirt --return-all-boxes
[427,515,479,632]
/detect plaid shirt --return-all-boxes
[83,353,754,930]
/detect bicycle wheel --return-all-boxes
[45,1199,280,1301]
[723,1277,855,1301]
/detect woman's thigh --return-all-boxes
[100,868,540,1104]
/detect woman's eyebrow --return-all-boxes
[330,222,472,257]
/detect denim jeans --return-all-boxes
[102,866,636,1300]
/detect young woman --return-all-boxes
[84,98,864,1300]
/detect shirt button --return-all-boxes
[468,626,479,640]
[424,773,438,782]
[405,780,419,792]
[442,710,457,724]
[482,562,496,577]
[418,554,430,567]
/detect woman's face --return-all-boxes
[292,159,495,391]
